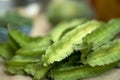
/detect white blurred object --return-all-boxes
[30,14,51,37]
[24,3,41,17]
[0,0,13,15]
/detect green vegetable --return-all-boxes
[8,28,34,47]
[8,28,50,49]
[16,36,52,57]
[6,60,27,74]
[25,63,40,76]
[25,63,52,80]
[6,65,25,74]
[0,43,14,59]
[1,19,120,80]
[80,19,120,62]
[33,65,52,80]
[83,19,120,50]
[16,47,46,56]
[51,19,85,42]
[49,62,118,80]
[8,33,20,50]
[85,39,120,66]
[6,54,41,74]
[41,20,101,66]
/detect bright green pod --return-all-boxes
[6,65,25,75]
[0,43,14,59]
[23,36,52,49]
[49,62,118,80]
[6,54,41,67]
[8,28,52,50]
[32,65,52,80]
[41,20,101,66]
[25,63,40,76]
[51,19,85,42]
[8,33,20,50]
[6,55,41,74]
[86,39,120,66]
[8,28,50,48]
[6,61,28,74]
[8,28,32,47]
[16,47,46,56]
[16,36,52,56]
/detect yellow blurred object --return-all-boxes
[91,0,120,21]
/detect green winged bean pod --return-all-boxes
[41,20,101,66]
[86,39,120,66]
[80,19,120,62]
[16,36,52,56]
[51,19,85,42]
[8,28,32,48]
[0,43,14,59]
[83,19,120,50]
[25,63,52,80]
[49,62,118,80]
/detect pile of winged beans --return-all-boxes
[0,19,120,80]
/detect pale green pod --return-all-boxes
[80,19,120,62]
[25,63,52,80]
[83,19,120,50]
[8,28,51,48]
[86,39,120,66]
[51,19,85,42]
[6,55,40,74]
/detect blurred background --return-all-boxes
[0,0,120,42]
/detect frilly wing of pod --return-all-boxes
[41,20,101,66]
[86,39,120,66]
[51,19,85,42]
[49,62,118,80]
